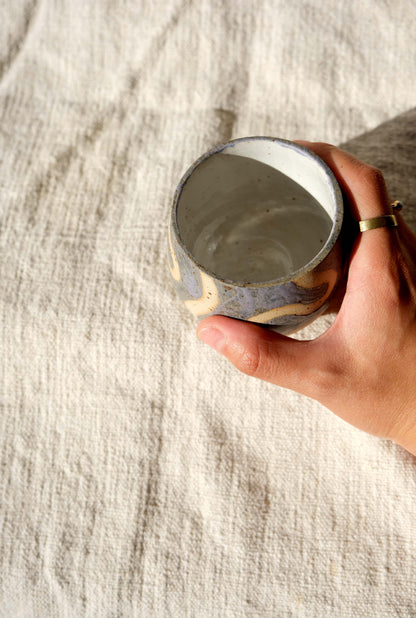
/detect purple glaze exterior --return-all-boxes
[168,137,344,334]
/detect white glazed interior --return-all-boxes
[175,138,342,285]
[226,139,336,219]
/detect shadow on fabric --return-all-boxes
[341,107,416,231]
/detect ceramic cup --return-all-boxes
[168,137,344,334]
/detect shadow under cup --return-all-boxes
[169,137,344,334]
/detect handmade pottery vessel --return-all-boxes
[168,137,344,334]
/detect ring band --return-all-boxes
[358,200,403,233]
[359,214,398,232]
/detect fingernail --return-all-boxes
[197,327,225,352]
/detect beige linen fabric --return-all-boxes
[1,1,416,616]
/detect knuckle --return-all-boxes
[236,342,263,378]
[302,363,334,400]
[230,339,274,380]
[304,341,348,400]
[357,163,386,192]
[312,142,336,156]
[314,141,334,150]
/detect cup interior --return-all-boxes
[175,138,342,285]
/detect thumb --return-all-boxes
[197,315,330,399]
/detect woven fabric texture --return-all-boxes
[1,1,416,616]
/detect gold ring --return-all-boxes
[359,214,398,232]
[358,201,403,232]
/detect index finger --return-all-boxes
[295,141,391,220]
[295,141,399,261]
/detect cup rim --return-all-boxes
[171,136,344,288]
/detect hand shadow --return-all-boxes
[340,107,416,233]
[322,108,416,315]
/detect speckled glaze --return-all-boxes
[168,137,344,334]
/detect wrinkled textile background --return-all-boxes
[1,2,416,616]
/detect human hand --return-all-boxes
[197,143,416,455]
